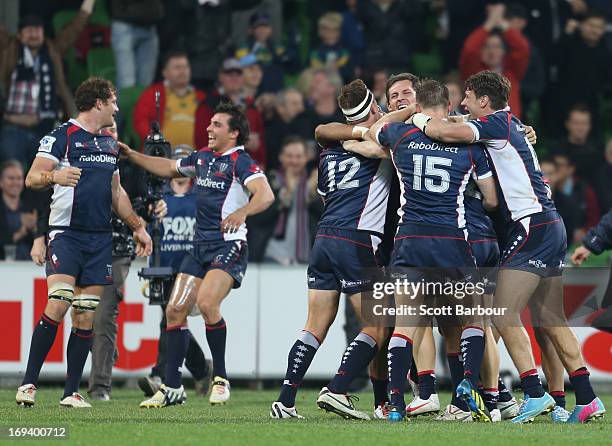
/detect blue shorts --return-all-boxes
[390,223,476,282]
[307,227,382,295]
[179,240,248,288]
[500,211,566,277]
[45,228,113,286]
[468,235,499,294]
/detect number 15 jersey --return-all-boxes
[316,142,392,236]
[376,122,491,230]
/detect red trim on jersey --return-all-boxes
[530,218,560,228]
[394,234,465,241]
[391,127,420,153]
[315,234,373,249]
[468,238,497,243]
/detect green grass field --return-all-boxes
[0,389,610,446]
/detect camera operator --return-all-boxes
[138,145,211,397]
[88,124,169,401]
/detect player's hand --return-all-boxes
[221,209,247,234]
[524,125,537,145]
[151,199,167,219]
[30,236,46,266]
[117,141,133,159]
[53,167,82,187]
[133,227,153,257]
[571,245,592,265]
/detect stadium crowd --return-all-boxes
[1,0,612,262]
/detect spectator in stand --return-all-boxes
[0,0,94,165]
[109,0,163,89]
[0,160,37,260]
[459,2,530,118]
[297,68,344,128]
[364,68,389,109]
[247,137,319,264]
[354,0,425,72]
[443,72,465,115]
[239,53,264,99]
[552,104,602,179]
[340,0,365,72]
[504,3,546,116]
[235,12,296,94]
[206,58,267,168]
[264,88,314,171]
[594,140,612,212]
[133,51,212,150]
[546,10,612,133]
[310,12,354,82]
[553,152,600,244]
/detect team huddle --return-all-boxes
[15,70,606,425]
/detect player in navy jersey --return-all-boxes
[346,79,497,422]
[119,103,274,408]
[269,80,393,420]
[16,78,152,408]
[408,70,605,423]
[138,145,212,399]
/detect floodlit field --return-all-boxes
[0,389,610,445]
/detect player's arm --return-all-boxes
[25,157,82,190]
[367,104,417,141]
[111,174,153,257]
[412,114,476,144]
[343,139,390,159]
[220,176,275,234]
[474,176,498,211]
[314,123,369,146]
[118,141,181,178]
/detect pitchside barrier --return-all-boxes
[1,261,611,381]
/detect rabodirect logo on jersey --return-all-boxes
[407,141,459,154]
[196,176,225,190]
[78,154,117,164]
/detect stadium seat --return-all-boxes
[118,86,145,148]
[87,47,116,83]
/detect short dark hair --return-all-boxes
[464,70,510,110]
[281,135,306,150]
[74,77,117,112]
[567,103,591,118]
[385,73,420,102]
[1,159,23,177]
[214,102,250,146]
[415,79,449,109]
[162,50,189,69]
[337,79,368,110]
[504,3,528,20]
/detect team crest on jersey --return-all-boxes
[218,162,228,172]
[39,136,56,153]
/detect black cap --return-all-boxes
[250,12,271,28]
[18,14,44,30]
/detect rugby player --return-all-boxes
[17,77,153,408]
[120,103,274,407]
[270,79,393,420]
[347,79,497,422]
[405,70,606,423]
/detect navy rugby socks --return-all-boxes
[165,324,189,388]
[278,331,320,407]
[63,327,93,398]
[387,334,413,409]
[22,313,59,386]
[461,326,485,387]
[206,318,228,379]
[569,367,596,405]
[328,332,378,394]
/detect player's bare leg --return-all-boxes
[272,289,339,419]
[18,274,76,407]
[532,277,605,423]
[140,274,199,408]
[196,269,235,405]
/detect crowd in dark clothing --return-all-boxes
[1,0,612,260]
